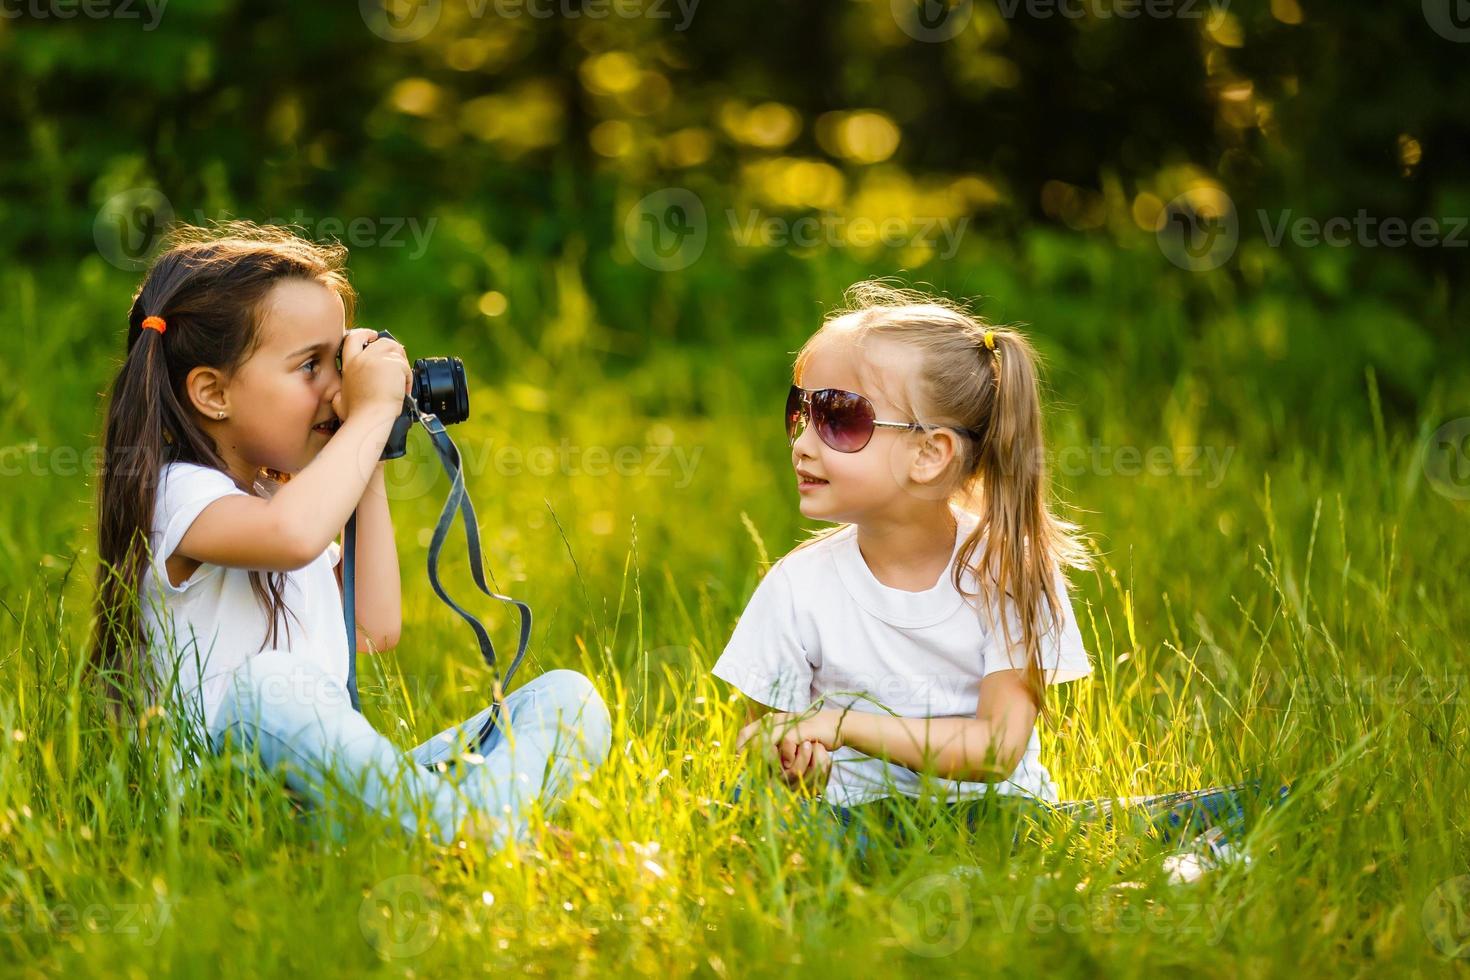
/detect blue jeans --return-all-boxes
[207,650,612,849]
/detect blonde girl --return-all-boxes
[719,281,1092,808]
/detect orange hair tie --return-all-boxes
[141,316,166,334]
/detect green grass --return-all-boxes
[1,229,1467,976]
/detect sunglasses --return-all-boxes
[786,384,932,453]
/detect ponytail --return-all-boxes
[90,309,173,721]
[89,222,353,723]
[952,326,1085,723]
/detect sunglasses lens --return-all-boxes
[785,385,805,444]
[813,389,875,452]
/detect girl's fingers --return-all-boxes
[339,331,376,373]
[778,733,798,768]
[811,743,832,772]
[782,743,812,784]
[784,742,806,777]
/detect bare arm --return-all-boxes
[742,699,772,726]
[177,407,401,571]
[176,330,410,572]
[738,669,1039,784]
[333,461,401,653]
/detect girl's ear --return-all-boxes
[185,365,230,421]
[910,428,958,486]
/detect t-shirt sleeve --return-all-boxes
[980,567,1092,686]
[151,463,248,595]
[711,562,815,712]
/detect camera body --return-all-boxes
[372,330,470,460]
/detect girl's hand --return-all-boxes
[332,328,411,423]
[778,739,833,795]
[737,708,844,762]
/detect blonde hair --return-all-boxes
[793,280,1090,720]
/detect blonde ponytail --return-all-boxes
[794,281,1090,722]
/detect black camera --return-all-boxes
[370,330,469,460]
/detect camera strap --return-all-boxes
[341,410,532,752]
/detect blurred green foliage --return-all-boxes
[3,2,1465,411]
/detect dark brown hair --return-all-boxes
[89,221,356,720]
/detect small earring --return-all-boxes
[216,411,226,420]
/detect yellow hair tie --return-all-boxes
[983,330,996,351]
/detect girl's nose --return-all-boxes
[791,415,822,460]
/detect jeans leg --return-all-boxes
[210,650,472,844]
[420,669,612,851]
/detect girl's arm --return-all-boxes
[176,404,402,571]
[742,699,772,726]
[334,461,400,652]
[175,333,410,571]
[737,669,1038,784]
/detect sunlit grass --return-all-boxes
[1,238,1466,975]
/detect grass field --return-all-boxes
[1,226,1466,976]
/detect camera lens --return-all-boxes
[411,356,469,424]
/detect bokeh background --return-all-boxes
[2,1,1469,975]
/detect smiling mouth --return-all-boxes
[797,472,828,486]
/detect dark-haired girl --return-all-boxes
[91,222,609,848]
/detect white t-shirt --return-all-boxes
[712,506,1092,806]
[139,462,349,732]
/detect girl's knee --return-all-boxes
[530,669,611,758]
[533,669,601,709]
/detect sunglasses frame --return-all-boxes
[786,384,930,454]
